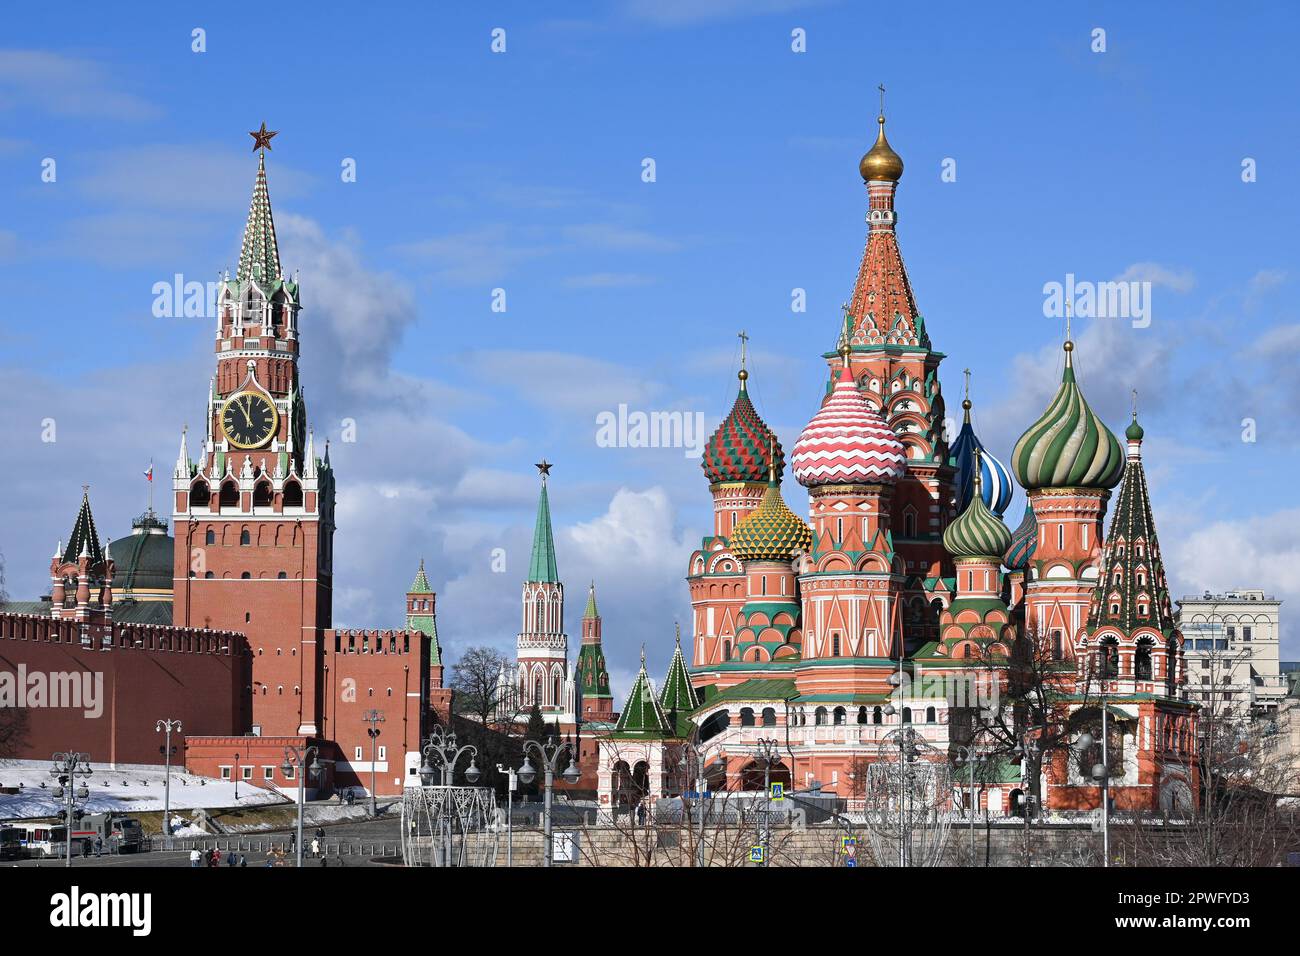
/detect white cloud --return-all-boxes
[1116,261,1196,293]
[1170,507,1300,656]
[0,50,158,120]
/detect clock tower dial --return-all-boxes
[220,391,278,449]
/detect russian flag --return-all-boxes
[144,462,153,482]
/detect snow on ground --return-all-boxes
[0,759,289,820]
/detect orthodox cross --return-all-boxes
[737,329,749,370]
[963,367,972,401]
[878,83,886,115]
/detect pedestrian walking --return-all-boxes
[94,836,103,858]
[310,837,320,858]
[239,854,247,867]
[190,848,201,868]
[226,849,237,866]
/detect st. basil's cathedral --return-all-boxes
[587,110,1200,817]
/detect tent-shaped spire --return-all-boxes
[237,149,282,286]
[613,650,670,738]
[409,558,432,594]
[63,488,104,565]
[583,581,598,619]
[659,625,699,714]
[1087,413,1175,632]
[527,465,559,583]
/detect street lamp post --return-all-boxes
[1077,704,1111,867]
[233,752,240,802]
[281,745,322,868]
[754,737,782,867]
[953,744,988,863]
[496,763,516,867]
[156,719,182,838]
[517,738,580,867]
[49,752,92,868]
[363,709,385,818]
[417,726,481,867]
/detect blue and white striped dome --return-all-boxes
[951,401,1014,518]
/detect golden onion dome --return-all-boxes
[729,478,812,564]
[859,115,904,182]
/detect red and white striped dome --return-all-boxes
[791,368,907,487]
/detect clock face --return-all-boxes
[221,392,279,449]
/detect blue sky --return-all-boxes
[3,1,1299,699]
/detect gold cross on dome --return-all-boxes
[737,329,749,370]
[878,83,886,115]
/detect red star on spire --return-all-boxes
[249,122,278,152]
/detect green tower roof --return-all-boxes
[409,558,433,594]
[63,488,104,565]
[613,653,670,738]
[583,581,598,619]
[527,474,560,583]
[237,150,282,286]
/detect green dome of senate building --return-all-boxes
[106,509,174,601]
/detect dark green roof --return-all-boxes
[112,600,174,625]
[527,480,560,583]
[107,511,173,594]
[409,559,432,594]
[693,678,797,711]
[63,489,104,565]
[612,663,671,738]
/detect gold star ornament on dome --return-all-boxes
[249,122,278,151]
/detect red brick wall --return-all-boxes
[0,613,250,766]
[320,629,429,796]
[172,516,329,737]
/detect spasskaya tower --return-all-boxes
[171,124,335,737]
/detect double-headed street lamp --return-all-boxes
[1076,713,1112,866]
[156,719,182,836]
[49,752,92,868]
[517,738,580,868]
[281,745,322,868]
[417,726,481,787]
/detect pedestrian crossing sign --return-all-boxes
[749,844,765,863]
[769,782,784,801]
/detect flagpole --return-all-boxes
[147,458,153,515]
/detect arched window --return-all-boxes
[253,481,273,507]
[761,707,776,727]
[205,529,216,545]
[925,705,936,723]
[833,706,846,726]
[831,633,841,657]
[219,480,239,508]
[872,706,883,725]
[534,678,543,705]
[204,571,214,579]
[190,480,211,508]
[814,706,828,726]
[240,571,251,580]
[857,706,868,725]
[699,710,730,742]
[240,530,251,545]
[902,706,912,723]
[1135,638,1154,680]
[740,707,756,727]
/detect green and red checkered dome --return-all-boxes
[702,378,784,485]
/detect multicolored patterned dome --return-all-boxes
[1011,341,1124,490]
[1003,502,1037,572]
[951,398,1014,517]
[728,477,813,563]
[702,373,784,485]
[942,469,1012,560]
[791,365,907,487]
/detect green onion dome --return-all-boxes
[1003,502,1037,572]
[943,481,1011,560]
[1011,341,1124,490]
[702,370,784,484]
[729,476,812,563]
[1125,415,1145,441]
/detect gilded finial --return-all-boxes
[640,643,646,667]
[859,86,903,182]
[962,368,972,418]
[1063,300,1075,366]
[768,435,778,485]
[675,621,681,646]
[737,329,750,388]
[972,446,983,495]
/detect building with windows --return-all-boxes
[1176,590,1286,718]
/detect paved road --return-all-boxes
[7,814,405,869]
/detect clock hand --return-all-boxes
[242,397,253,428]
